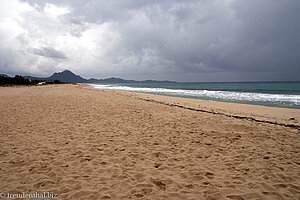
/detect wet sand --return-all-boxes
[0,84,299,199]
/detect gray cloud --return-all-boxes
[0,0,299,81]
[29,47,67,59]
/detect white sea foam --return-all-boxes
[89,84,300,106]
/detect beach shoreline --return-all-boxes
[88,82,300,110]
[85,84,300,128]
[0,84,299,199]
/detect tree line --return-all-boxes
[0,75,63,86]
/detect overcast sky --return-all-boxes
[0,0,299,81]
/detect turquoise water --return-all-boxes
[90,82,300,109]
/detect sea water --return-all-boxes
[90,82,300,109]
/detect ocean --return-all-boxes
[89,82,300,109]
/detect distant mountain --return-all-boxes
[88,77,135,83]
[22,70,177,84]
[0,74,10,78]
[49,70,86,83]
[24,75,46,81]
[24,70,85,83]
[88,77,176,84]
[142,80,175,83]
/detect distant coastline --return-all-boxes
[2,70,300,84]
[1,70,176,84]
[2,70,299,108]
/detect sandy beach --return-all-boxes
[0,84,299,200]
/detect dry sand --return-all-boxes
[0,84,299,200]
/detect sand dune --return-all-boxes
[0,84,299,199]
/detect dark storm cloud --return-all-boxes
[223,0,300,72]
[1,0,300,81]
[29,47,67,59]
